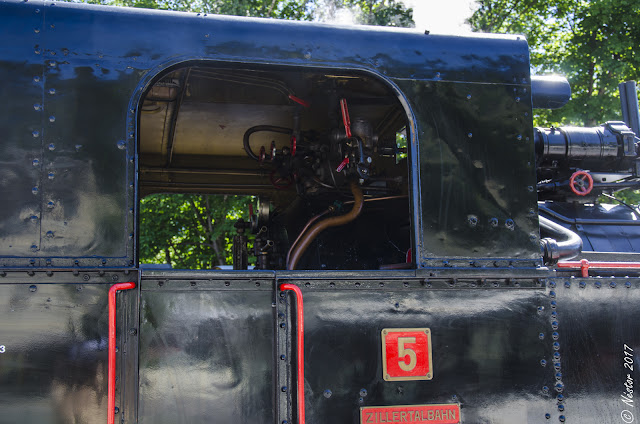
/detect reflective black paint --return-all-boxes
[138,276,275,424]
[0,0,534,267]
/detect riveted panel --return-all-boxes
[551,277,640,423]
[0,1,45,261]
[35,2,141,267]
[138,277,275,424]
[394,78,540,267]
[282,280,553,423]
[0,274,138,424]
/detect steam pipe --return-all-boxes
[243,125,292,161]
[288,181,364,270]
[539,215,583,265]
[286,209,332,269]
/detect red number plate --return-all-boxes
[381,328,432,381]
[361,404,460,424]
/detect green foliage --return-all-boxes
[468,0,640,127]
[469,0,640,205]
[139,194,252,268]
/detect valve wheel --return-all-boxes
[569,170,593,196]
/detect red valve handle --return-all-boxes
[289,94,310,108]
[270,141,277,161]
[290,135,297,157]
[340,98,352,138]
[569,170,593,196]
[336,157,349,172]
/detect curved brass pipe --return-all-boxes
[288,181,364,270]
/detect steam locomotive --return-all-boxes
[0,0,639,423]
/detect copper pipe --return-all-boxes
[288,181,364,270]
[286,209,332,269]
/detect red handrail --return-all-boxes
[108,282,136,424]
[558,259,640,277]
[279,283,305,424]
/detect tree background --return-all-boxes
[468,0,640,205]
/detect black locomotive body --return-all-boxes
[1,1,640,423]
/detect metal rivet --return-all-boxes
[49,116,56,123]
[32,130,39,137]
[515,97,521,102]
[540,359,547,366]
[610,281,617,288]
[47,201,55,209]
[75,144,82,151]
[549,291,556,298]
[542,386,549,393]
[29,285,37,292]
[34,76,40,82]
[467,132,473,138]
[32,159,39,166]
[323,389,332,398]
[489,217,498,227]
[553,342,560,350]
[48,143,55,151]
[117,140,126,150]
[32,187,38,194]
[551,321,559,329]
[595,281,601,289]
[552,332,559,340]
[48,88,56,95]
[505,219,515,230]
[539,333,545,340]
[579,281,586,288]
[34,28,40,33]
[545,413,551,419]
[281,386,287,392]
[517,134,522,141]
[466,94,472,100]
[30,215,38,222]
[625,281,632,288]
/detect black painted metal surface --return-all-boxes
[551,277,640,424]
[394,79,539,267]
[0,0,535,267]
[0,271,138,424]
[281,279,552,423]
[138,276,275,424]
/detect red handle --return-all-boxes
[340,98,352,138]
[108,282,136,424]
[569,170,593,196]
[279,283,305,424]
